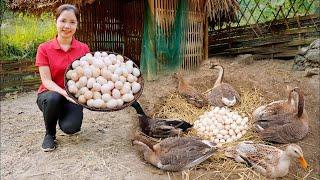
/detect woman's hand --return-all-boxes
[39,66,77,104]
[61,90,77,104]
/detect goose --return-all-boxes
[131,101,193,138]
[225,141,308,178]
[253,87,309,143]
[206,64,240,107]
[174,71,208,108]
[132,132,217,171]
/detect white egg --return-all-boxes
[93,91,102,99]
[236,133,242,139]
[241,130,247,136]
[125,60,134,68]
[78,95,87,104]
[87,78,96,89]
[220,129,228,135]
[116,99,124,107]
[101,84,111,94]
[120,85,131,95]
[96,76,107,85]
[122,93,134,102]
[92,83,101,92]
[103,57,112,66]
[67,80,76,87]
[87,99,94,107]
[216,123,224,130]
[78,76,88,87]
[83,67,92,78]
[131,82,141,94]
[127,74,135,83]
[108,64,116,73]
[114,67,123,75]
[228,129,235,136]
[93,58,104,69]
[84,90,93,100]
[111,74,119,82]
[220,139,226,143]
[124,82,131,88]
[225,124,230,130]
[79,87,89,95]
[121,68,129,77]
[224,134,230,140]
[216,134,223,139]
[230,123,237,130]
[106,99,118,108]
[101,52,108,57]
[68,84,78,94]
[102,93,112,102]
[72,60,80,69]
[91,66,100,78]
[112,89,121,99]
[114,81,124,90]
[94,51,101,58]
[132,68,140,77]
[214,139,220,144]
[119,75,127,83]
[235,128,240,134]
[101,68,112,80]
[70,72,79,81]
[116,55,124,62]
[93,99,104,108]
[107,81,115,90]
[226,138,232,143]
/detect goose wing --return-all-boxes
[259,121,308,143]
[157,139,216,171]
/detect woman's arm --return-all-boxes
[39,66,75,103]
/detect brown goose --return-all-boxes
[253,87,309,143]
[131,101,193,138]
[206,64,240,107]
[225,141,308,178]
[132,132,217,171]
[174,71,208,108]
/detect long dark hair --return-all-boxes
[55,4,79,21]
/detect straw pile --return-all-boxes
[152,87,310,179]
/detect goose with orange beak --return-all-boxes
[225,141,308,178]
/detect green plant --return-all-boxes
[0,12,56,61]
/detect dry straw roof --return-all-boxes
[8,0,239,22]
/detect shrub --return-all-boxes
[0,12,56,61]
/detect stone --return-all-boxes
[293,55,306,71]
[305,49,320,63]
[298,47,309,56]
[309,39,320,49]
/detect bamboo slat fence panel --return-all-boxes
[209,0,319,59]
[76,0,144,65]
[154,0,207,72]
[0,60,40,95]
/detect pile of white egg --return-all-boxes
[194,106,249,146]
[65,52,141,109]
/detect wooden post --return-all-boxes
[204,15,208,60]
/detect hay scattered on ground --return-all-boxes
[152,87,311,179]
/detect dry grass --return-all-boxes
[153,87,314,180]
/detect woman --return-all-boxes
[36,4,90,152]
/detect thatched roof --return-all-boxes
[8,0,239,23]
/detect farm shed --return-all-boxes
[7,0,239,80]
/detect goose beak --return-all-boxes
[299,156,308,169]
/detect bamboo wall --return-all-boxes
[153,0,207,71]
[209,0,319,59]
[76,0,144,65]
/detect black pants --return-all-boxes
[37,91,83,136]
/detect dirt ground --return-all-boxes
[1,57,319,180]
